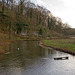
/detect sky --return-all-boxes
[30,0,75,28]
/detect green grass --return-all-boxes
[44,39,75,52]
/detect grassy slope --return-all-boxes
[44,39,75,55]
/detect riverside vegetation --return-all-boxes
[0,0,75,54]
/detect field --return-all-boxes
[44,39,75,55]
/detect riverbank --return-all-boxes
[41,39,75,55]
[0,40,15,54]
[0,33,40,54]
[0,33,19,54]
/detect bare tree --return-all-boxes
[2,0,5,13]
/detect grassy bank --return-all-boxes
[43,39,75,55]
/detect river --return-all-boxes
[0,41,75,75]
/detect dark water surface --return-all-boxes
[0,41,75,75]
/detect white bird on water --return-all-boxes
[18,48,20,50]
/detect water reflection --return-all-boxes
[0,41,75,75]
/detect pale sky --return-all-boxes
[30,0,75,28]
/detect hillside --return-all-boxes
[0,0,73,40]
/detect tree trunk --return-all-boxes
[9,21,12,39]
[2,0,5,13]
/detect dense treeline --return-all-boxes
[0,0,73,39]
